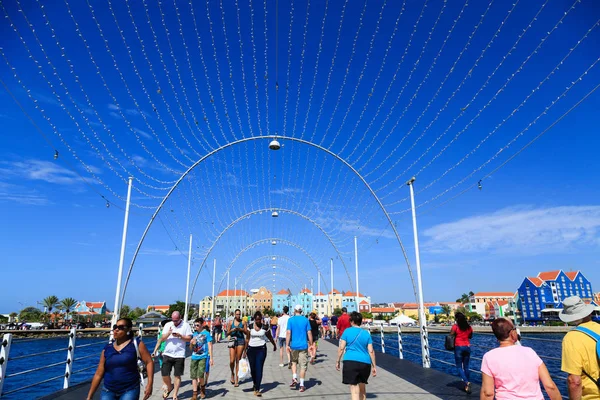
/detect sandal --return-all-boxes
[162,386,173,399]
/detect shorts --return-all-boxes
[342,360,371,385]
[331,325,337,332]
[161,355,185,377]
[277,337,286,347]
[190,358,207,379]
[291,350,309,371]
[212,326,222,338]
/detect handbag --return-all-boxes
[238,357,250,380]
[444,332,456,351]
[228,337,238,348]
[132,337,148,386]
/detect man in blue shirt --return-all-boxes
[190,318,213,400]
[286,305,313,393]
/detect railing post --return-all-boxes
[63,328,76,389]
[0,333,13,397]
[380,327,385,354]
[138,323,144,338]
[397,324,403,360]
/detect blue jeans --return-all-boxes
[454,346,471,383]
[247,345,267,391]
[101,386,140,400]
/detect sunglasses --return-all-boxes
[112,324,128,331]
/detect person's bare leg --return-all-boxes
[162,375,173,392]
[229,348,236,383]
[359,383,367,400]
[279,346,284,364]
[234,345,244,384]
[350,384,360,400]
[173,376,182,399]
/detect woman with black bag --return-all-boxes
[451,312,474,393]
[227,309,248,387]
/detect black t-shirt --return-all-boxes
[331,315,338,326]
[309,319,319,339]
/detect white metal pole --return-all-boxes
[111,177,133,331]
[184,234,192,322]
[330,258,334,316]
[0,333,13,396]
[211,259,216,321]
[310,278,313,295]
[234,278,237,311]
[407,177,430,368]
[354,236,359,313]
[227,270,230,318]
[318,273,320,296]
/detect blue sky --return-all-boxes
[0,0,599,313]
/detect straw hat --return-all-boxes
[559,296,595,323]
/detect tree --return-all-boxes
[333,307,343,316]
[456,292,474,304]
[466,312,482,323]
[19,307,43,322]
[0,315,7,323]
[441,305,452,319]
[43,295,60,314]
[61,297,78,321]
[120,305,131,318]
[361,312,373,320]
[130,307,145,320]
[9,312,17,322]
[167,301,186,317]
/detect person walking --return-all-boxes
[286,304,313,392]
[152,319,171,370]
[337,307,351,338]
[330,313,339,339]
[335,312,376,400]
[87,318,154,400]
[451,312,474,393]
[308,313,320,364]
[480,317,561,400]
[227,308,248,387]
[190,318,213,400]
[270,314,278,339]
[321,315,329,339]
[559,296,600,400]
[212,314,223,343]
[275,306,291,368]
[246,311,277,396]
[161,311,193,400]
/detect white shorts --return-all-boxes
[331,326,337,332]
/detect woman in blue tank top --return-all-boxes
[227,308,249,387]
[86,318,154,400]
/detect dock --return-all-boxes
[44,339,478,399]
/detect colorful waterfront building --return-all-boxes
[466,292,515,317]
[146,305,170,314]
[251,287,273,312]
[313,292,328,315]
[215,290,250,316]
[291,288,313,312]
[73,301,108,316]
[273,289,292,313]
[328,289,343,315]
[199,296,212,317]
[518,270,595,323]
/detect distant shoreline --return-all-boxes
[369,325,571,334]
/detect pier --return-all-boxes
[44,339,478,400]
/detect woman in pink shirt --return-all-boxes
[480,318,562,400]
[451,312,474,393]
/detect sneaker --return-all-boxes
[299,386,306,392]
[279,363,284,367]
[289,378,298,388]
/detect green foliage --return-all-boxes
[0,315,7,323]
[456,291,474,304]
[456,306,467,315]
[441,305,452,317]
[9,312,17,319]
[261,307,275,317]
[361,312,373,319]
[19,307,43,322]
[167,301,186,317]
[333,307,343,316]
[120,305,131,318]
[466,312,482,322]
[43,295,60,313]
[61,298,77,313]
[130,307,145,320]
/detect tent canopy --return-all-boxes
[389,314,416,325]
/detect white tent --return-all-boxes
[389,314,416,325]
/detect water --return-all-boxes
[1,335,157,399]
[370,331,567,397]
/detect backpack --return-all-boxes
[575,326,600,388]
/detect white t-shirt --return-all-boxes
[162,321,192,358]
[277,315,290,338]
[248,326,269,347]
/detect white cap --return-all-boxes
[294,304,303,312]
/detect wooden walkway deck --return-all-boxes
[45,339,478,399]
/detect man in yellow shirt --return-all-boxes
[560,296,600,400]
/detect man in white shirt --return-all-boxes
[275,306,291,367]
[161,311,192,399]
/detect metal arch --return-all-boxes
[242,264,306,290]
[213,237,339,297]
[188,207,347,302]
[236,255,312,284]
[121,135,416,309]
[245,271,301,294]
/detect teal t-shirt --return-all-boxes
[341,327,372,364]
[191,331,212,360]
[287,315,311,351]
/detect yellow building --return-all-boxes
[199,296,212,317]
[328,289,343,315]
[252,287,273,312]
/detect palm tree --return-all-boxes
[43,295,60,314]
[61,298,77,321]
[441,305,452,320]
[9,312,17,322]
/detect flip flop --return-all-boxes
[162,387,173,399]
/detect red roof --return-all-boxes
[371,307,395,313]
[390,302,404,308]
[343,291,365,297]
[527,277,544,287]
[300,288,312,294]
[315,292,325,296]
[400,302,437,309]
[473,292,514,297]
[565,271,579,281]
[276,289,290,295]
[538,271,561,281]
[217,289,249,297]
[147,305,170,311]
[359,300,369,305]
[497,300,508,306]
[329,289,340,294]
[76,311,98,315]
